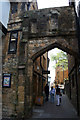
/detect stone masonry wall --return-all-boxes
[22,6,79,116]
[22,6,79,60]
[2,30,26,118]
[2,5,80,118]
[67,53,80,114]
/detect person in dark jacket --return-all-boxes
[56,85,61,106]
[45,83,49,101]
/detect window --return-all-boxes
[11,3,18,14]
[21,2,25,11]
[50,13,58,30]
[8,31,18,54]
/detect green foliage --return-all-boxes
[51,49,68,70]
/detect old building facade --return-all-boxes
[2,1,80,119]
[33,52,48,105]
[65,1,80,115]
[55,66,68,85]
[2,1,38,119]
[0,22,7,120]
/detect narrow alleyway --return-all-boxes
[31,94,79,119]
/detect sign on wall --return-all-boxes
[2,73,11,88]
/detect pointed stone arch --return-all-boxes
[31,42,79,61]
[22,6,79,61]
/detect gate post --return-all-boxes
[24,57,34,118]
[22,17,34,118]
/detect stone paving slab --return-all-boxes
[31,94,79,119]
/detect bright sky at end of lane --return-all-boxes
[37,0,69,9]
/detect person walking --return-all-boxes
[56,85,61,106]
[44,83,49,101]
[50,86,55,103]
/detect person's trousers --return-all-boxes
[46,94,49,101]
[56,95,60,105]
[50,94,54,103]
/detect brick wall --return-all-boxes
[55,66,68,84]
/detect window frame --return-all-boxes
[8,31,18,54]
[11,2,18,14]
[21,2,26,11]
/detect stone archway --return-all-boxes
[31,42,79,61]
[22,6,79,59]
[21,6,80,117]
